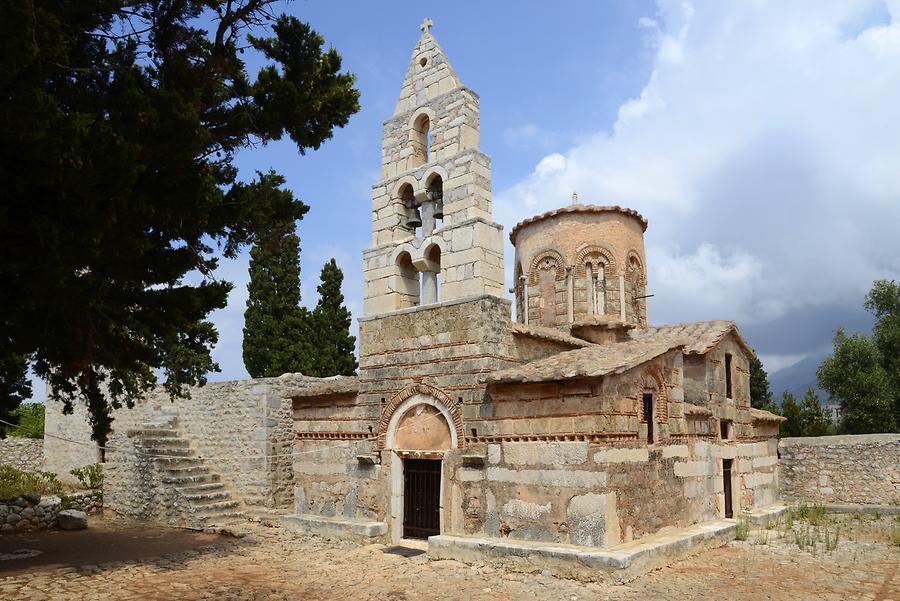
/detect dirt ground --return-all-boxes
[0,512,897,601]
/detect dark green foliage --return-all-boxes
[242,175,313,378]
[798,388,834,437]
[818,329,896,434]
[0,466,62,500]
[749,355,773,408]
[308,260,357,377]
[0,355,31,438]
[818,280,900,434]
[780,391,803,438]
[8,403,45,439]
[70,463,103,489]
[0,1,360,445]
[865,280,900,428]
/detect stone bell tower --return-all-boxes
[362,19,505,315]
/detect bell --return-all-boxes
[403,205,422,229]
[428,187,444,220]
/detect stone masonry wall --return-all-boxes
[48,374,311,513]
[442,436,778,548]
[0,437,43,472]
[779,433,900,505]
[43,397,99,484]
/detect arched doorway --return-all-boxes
[382,390,459,542]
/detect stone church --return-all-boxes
[43,20,784,576]
[284,22,784,551]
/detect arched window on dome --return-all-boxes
[585,262,606,316]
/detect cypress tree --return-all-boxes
[242,174,313,378]
[749,355,773,408]
[309,259,358,377]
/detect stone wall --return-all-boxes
[0,437,43,472]
[779,434,900,505]
[441,436,778,548]
[102,375,306,510]
[0,491,101,534]
[43,397,99,483]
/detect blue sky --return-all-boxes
[26,0,900,401]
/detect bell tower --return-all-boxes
[362,19,505,315]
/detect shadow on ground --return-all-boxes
[0,511,240,576]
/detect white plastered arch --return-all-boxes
[385,393,458,451]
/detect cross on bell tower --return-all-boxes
[420,17,433,34]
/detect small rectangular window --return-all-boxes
[725,353,733,399]
[720,419,733,440]
[642,393,655,444]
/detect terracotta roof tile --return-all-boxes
[509,204,648,244]
[628,320,754,357]
[750,407,787,422]
[487,340,682,384]
[510,323,593,348]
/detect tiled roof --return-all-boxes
[750,407,787,422]
[284,376,359,400]
[509,204,648,244]
[510,323,594,348]
[486,340,682,384]
[628,320,754,357]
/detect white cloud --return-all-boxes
[496,0,900,345]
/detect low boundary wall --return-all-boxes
[779,433,899,505]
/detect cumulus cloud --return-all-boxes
[496,0,900,358]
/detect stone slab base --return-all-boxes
[428,520,736,583]
[746,504,789,526]
[280,514,388,544]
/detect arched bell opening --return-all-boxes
[395,250,421,308]
[410,113,431,167]
[421,242,442,305]
[398,183,421,236]
[425,173,444,229]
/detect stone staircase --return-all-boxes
[132,413,246,529]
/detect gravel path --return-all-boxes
[0,514,897,600]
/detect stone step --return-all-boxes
[152,456,204,467]
[189,499,241,513]
[127,428,180,438]
[143,415,178,429]
[162,473,220,485]
[140,437,190,447]
[142,446,194,457]
[182,490,231,503]
[194,511,247,525]
[175,482,226,494]
[163,464,210,475]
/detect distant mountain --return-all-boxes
[769,349,834,408]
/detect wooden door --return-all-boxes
[403,458,441,539]
[723,459,734,519]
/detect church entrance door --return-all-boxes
[402,458,441,539]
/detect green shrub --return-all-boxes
[70,464,103,489]
[0,465,63,500]
[7,403,44,439]
[735,517,751,541]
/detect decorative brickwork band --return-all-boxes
[528,248,567,284]
[375,382,465,450]
[573,245,617,277]
[638,368,669,422]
